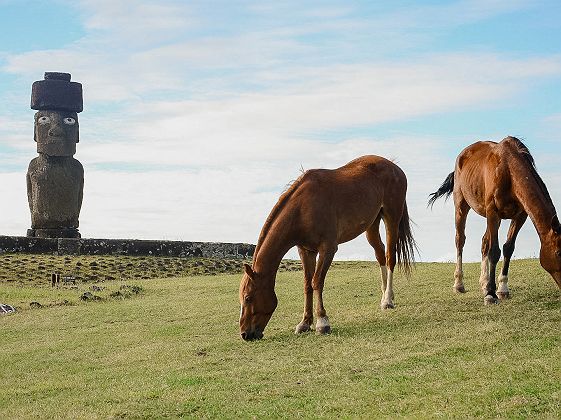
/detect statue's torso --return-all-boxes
[27,155,84,228]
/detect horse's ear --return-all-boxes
[552,214,561,235]
[243,263,255,278]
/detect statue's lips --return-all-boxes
[44,137,68,144]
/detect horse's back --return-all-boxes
[456,141,497,170]
[301,155,407,198]
[340,155,405,178]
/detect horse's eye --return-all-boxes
[244,295,251,304]
[556,250,561,258]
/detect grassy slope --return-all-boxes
[0,257,560,418]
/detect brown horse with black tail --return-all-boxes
[429,136,561,304]
[239,155,417,340]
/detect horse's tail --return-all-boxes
[428,171,454,208]
[397,201,417,278]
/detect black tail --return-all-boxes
[397,202,418,278]
[428,172,454,208]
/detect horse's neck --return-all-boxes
[511,162,556,238]
[253,226,295,280]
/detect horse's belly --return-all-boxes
[464,194,486,217]
[338,230,364,245]
[337,219,371,244]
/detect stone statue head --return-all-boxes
[31,72,83,156]
[34,110,79,156]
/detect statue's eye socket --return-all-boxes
[63,117,76,125]
[38,116,50,124]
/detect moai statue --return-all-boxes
[26,72,84,238]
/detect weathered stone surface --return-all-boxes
[0,236,255,259]
[27,155,83,235]
[28,228,81,239]
[0,235,58,253]
[31,72,83,112]
[57,238,82,254]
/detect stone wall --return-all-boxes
[0,235,255,259]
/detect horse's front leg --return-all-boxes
[295,247,317,334]
[312,245,337,334]
[481,213,501,305]
[498,213,527,299]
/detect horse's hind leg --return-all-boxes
[312,244,337,334]
[295,246,317,334]
[366,214,391,309]
[498,213,527,299]
[454,197,470,293]
[378,210,401,309]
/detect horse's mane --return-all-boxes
[506,136,555,210]
[253,171,307,263]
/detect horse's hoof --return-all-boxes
[294,323,311,334]
[497,291,510,300]
[484,295,499,305]
[381,301,395,310]
[315,316,330,334]
[454,285,466,293]
[316,325,331,335]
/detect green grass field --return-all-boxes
[1,256,560,418]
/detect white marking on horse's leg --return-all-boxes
[381,269,395,309]
[484,294,499,305]
[497,274,510,299]
[295,320,311,334]
[315,316,331,334]
[479,256,489,293]
[380,265,388,293]
[454,255,465,293]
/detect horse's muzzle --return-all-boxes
[240,329,264,341]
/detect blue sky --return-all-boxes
[1,0,561,263]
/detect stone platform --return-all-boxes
[0,235,254,258]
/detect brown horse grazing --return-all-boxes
[239,155,416,340]
[429,136,561,305]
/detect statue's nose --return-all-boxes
[48,123,63,137]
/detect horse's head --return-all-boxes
[539,215,561,289]
[239,264,277,341]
